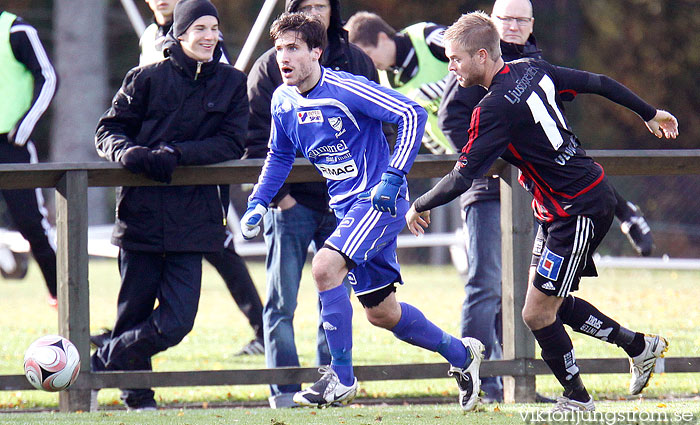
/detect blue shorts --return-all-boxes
[325,197,408,296]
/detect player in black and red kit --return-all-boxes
[406,12,678,412]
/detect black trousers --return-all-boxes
[204,232,264,340]
[0,136,56,297]
[92,249,202,407]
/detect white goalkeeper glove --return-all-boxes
[240,201,268,240]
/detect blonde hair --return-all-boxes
[444,11,501,58]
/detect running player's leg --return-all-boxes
[330,197,483,410]
[292,246,355,407]
[523,216,598,410]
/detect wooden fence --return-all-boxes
[1,150,699,412]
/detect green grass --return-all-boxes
[1,260,699,414]
[1,400,700,425]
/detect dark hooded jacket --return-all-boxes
[437,35,541,207]
[95,33,248,252]
[244,0,378,211]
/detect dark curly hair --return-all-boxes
[270,12,327,50]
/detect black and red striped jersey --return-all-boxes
[456,58,656,222]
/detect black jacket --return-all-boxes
[244,0,378,211]
[95,35,248,252]
[438,36,541,207]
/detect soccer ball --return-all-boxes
[24,335,80,392]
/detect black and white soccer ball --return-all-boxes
[24,335,80,392]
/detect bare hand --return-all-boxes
[646,110,679,139]
[405,204,431,236]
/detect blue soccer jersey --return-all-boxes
[250,67,427,212]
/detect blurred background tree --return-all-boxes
[1,0,698,256]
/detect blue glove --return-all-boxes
[358,171,404,216]
[240,201,268,240]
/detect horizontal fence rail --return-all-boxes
[1,149,698,412]
[1,357,698,392]
[1,150,699,190]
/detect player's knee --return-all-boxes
[521,307,539,330]
[522,303,556,331]
[311,250,345,290]
[365,308,396,329]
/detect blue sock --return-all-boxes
[391,302,470,368]
[319,284,354,386]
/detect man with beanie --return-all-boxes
[91,0,266,359]
[244,0,378,410]
[92,0,248,411]
[0,9,58,307]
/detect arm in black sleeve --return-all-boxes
[8,20,57,146]
[95,68,147,162]
[423,23,448,62]
[420,101,511,211]
[552,65,657,121]
[437,74,487,151]
[244,51,281,159]
[414,166,473,212]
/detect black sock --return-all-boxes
[624,332,646,358]
[532,318,589,401]
[558,296,644,357]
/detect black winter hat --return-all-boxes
[173,0,219,37]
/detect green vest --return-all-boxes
[379,23,453,154]
[0,11,34,134]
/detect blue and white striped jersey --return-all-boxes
[250,67,427,211]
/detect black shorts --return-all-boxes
[531,212,614,298]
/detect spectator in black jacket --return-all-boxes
[244,0,377,409]
[92,0,248,411]
[91,0,266,359]
[0,10,58,306]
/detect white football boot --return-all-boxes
[293,366,358,407]
[629,334,669,395]
[551,396,595,412]
[448,337,485,411]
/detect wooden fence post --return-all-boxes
[56,171,91,412]
[500,165,536,402]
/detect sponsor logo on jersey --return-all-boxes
[504,65,539,104]
[297,109,323,124]
[536,246,564,280]
[347,272,357,285]
[555,140,578,166]
[316,160,358,180]
[307,141,348,159]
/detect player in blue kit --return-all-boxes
[241,12,484,410]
